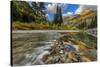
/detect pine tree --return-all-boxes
[31,2,46,22]
[53,5,63,25]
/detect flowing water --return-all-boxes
[12,31,97,66]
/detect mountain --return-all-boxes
[62,10,97,29]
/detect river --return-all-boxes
[12,31,97,66]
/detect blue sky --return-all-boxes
[28,2,80,21]
[62,4,79,14]
[46,11,54,21]
[45,3,80,21]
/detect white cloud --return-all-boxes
[46,3,57,13]
[63,12,73,17]
[46,3,66,13]
[75,5,97,14]
[67,12,73,15]
[75,5,84,14]
[45,13,49,17]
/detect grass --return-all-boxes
[12,21,79,30]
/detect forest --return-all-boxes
[11,1,97,30]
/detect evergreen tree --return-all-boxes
[31,2,46,22]
[53,5,63,24]
[11,1,46,22]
